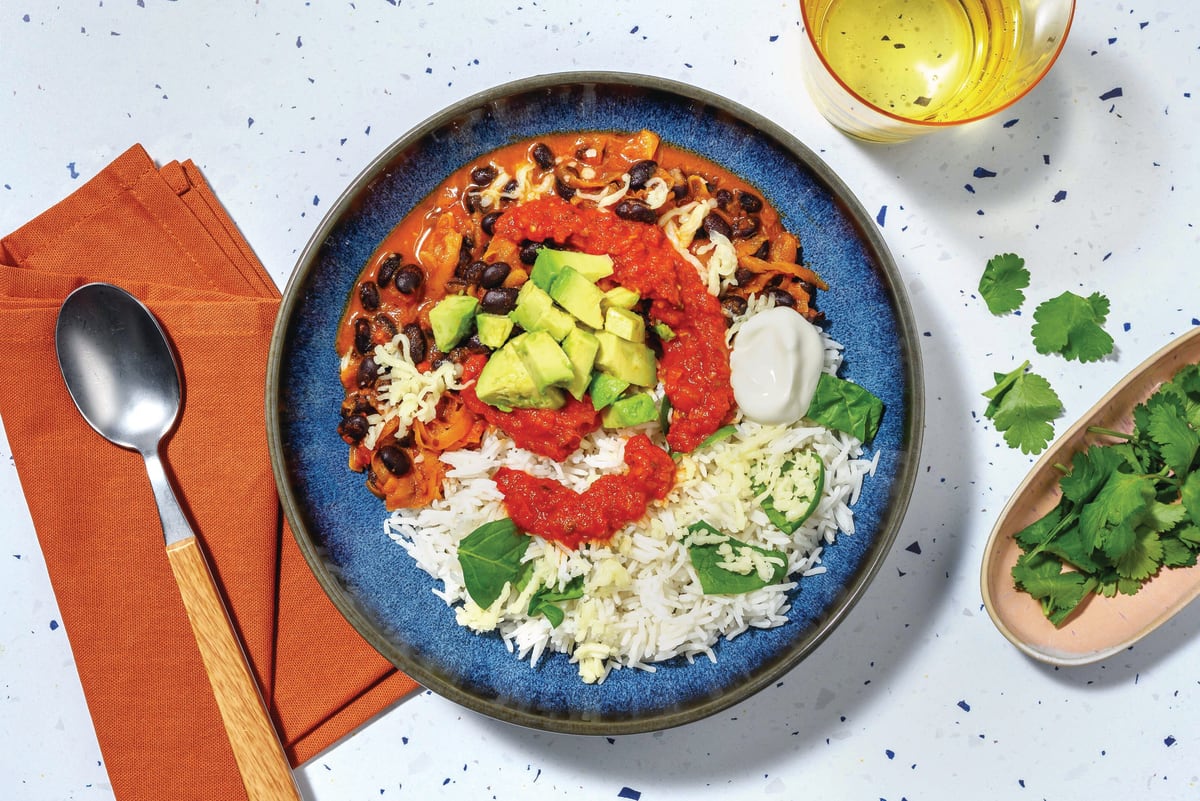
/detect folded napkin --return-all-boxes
[0,145,419,800]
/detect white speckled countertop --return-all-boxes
[3,2,1198,799]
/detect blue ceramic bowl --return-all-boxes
[267,72,924,735]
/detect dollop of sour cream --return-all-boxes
[729,306,824,425]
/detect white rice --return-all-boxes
[382,323,877,684]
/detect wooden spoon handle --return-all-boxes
[166,536,302,801]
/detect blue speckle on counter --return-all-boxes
[770,34,779,42]
[630,25,639,34]
[965,183,975,193]
[877,205,886,225]
[973,167,997,178]
[958,700,971,711]
[1100,87,1123,101]
[1124,322,1132,331]
[1052,190,1067,202]
[247,117,254,127]
[49,620,59,630]
[296,35,303,48]
[905,541,921,554]
[313,195,320,206]
[618,788,642,800]
[1003,118,1018,128]
[885,749,895,759]
[67,162,79,179]
[1164,735,1176,746]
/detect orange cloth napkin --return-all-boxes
[0,145,419,800]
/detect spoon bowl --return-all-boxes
[981,326,1200,666]
[55,283,301,801]
[56,283,182,453]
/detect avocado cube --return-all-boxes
[475,342,564,412]
[594,331,657,387]
[510,281,555,331]
[652,321,676,342]
[533,248,615,286]
[602,286,640,310]
[512,331,575,392]
[587,371,629,410]
[537,306,577,342]
[475,313,514,349]
[561,327,599,401]
[549,266,605,329]
[601,392,658,429]
[429,294,479,352]
[604,306,646,343]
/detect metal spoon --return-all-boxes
[56,283,301,801]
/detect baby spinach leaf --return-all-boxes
[457,518,530,609]
[684,521,788,595]
[527,575,585,627]
[806,373,884,444]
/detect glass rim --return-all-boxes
[799,0,1077,131]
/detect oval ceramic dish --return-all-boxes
[266,73,923,734]
[982,326,1200,666]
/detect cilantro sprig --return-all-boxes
[1032,291,1115,363]
[978,253,1030,315]
[1011,363,1200,625]
[982,361,1063,455]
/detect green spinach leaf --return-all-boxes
[457,518,530,609]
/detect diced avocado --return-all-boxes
[475,312,514,349]
[512,331,574,392]
[601,392,658,429]
[509,280,575,340]
[537,306,577,342]
[533,248,614,286]
[429,294,479,352]
[604,306,646,343]
[549,266,605,329]
[652,321,676,342]
[588,372,630,410]
[561,328,599,401]
[594,330,657,387]
[510,281,555,331]
[474,342,564,412]
[602,286,640,310]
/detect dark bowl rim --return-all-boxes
[265,70,925,736]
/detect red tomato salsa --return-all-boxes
[491,195,735,453]
[492,434,677,549]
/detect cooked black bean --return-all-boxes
[628,159,656,190]
[457,259,487,284]
[481,210,503,236]
[378,444,412,477]
[613,198,658,225]
[768,288,797,308]
[338,414,369,443]
[738,191,764,213]
[518,240,542,265]
[458,235,475,267]
[672,182,689,201]
[356,356,378,388]
[471,164,497,185]
[531,142,555,169]
[353,317,372,354]
[554,177,576,200]
[503,178,518,193]
[732,217,760,239]
[702,212,733,239]
[734,266,755,285]
[720,295,748,317]
[374,313,398,340]
[715,188,733,208]
[753,240,771,260]
[479,261,511,289]
[402,323,427,363]
[394,264,424,294]
[358,281,380,311]
[462,192,478,214]
[349,394,376,416]
[481,286,519,314]
[377,254,401,287]
[429,348,449,370]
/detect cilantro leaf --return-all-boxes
[527,575,585,627]
[1031,291,1115,363]
[1146,393,1200,475]
[978,252,1030,314]
[1011,551,1096,626]
[982,361,1063,454]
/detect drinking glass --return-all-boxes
[798,0,1075,142]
